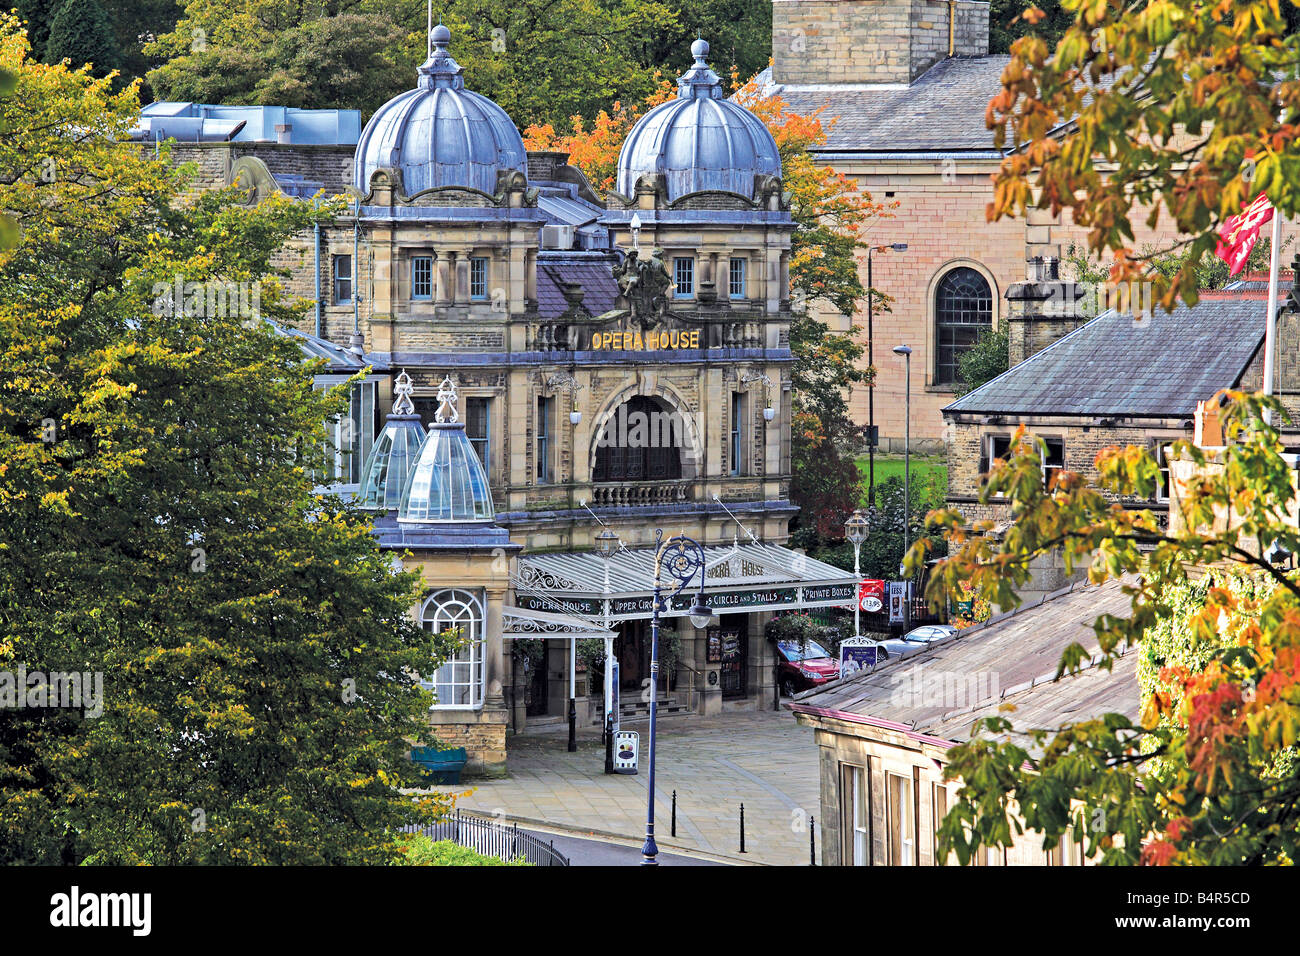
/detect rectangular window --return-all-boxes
[673,256,694,298]
[470,256,488,300]
[979,433,1013,476]
[1041,436,1065,488]
[933,784,948,865]
[333,254,352,304]
[728,256,747,299]
[411,255,433,300]
[1150,439,1171,502]
[842,764,869,866]
[730,391,746,476]
[465,397,490,471]
[314,378,376,487]
[536,395,553,483]
[888,773,914,865]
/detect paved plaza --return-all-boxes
[436,710,823,866]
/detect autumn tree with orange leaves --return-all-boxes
[912,0,1300,867]
[526,69,894,538]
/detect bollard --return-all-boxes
[671,789,677,838]
[739,802,746,854]
[810,815,816,866]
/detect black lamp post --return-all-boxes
[596,527,621,774]
[893,343,912,631]
[642,530,713,865]
[867,242,908,511]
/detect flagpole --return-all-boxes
[1264,203,1283,427]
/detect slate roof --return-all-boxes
[754,57,1011,154]
[535,252,620,318]
[944,298,1265,418]
[789,578,1141,751]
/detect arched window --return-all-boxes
[934,267,993,385]
[593,395,683,482]
[421,589,484,709]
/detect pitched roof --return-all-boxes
[944,298,1265,418]
[755,57,1011,155]
[535,253,620,318]
[788,579,1141,750]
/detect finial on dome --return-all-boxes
[691,37,709,65]
[392,369,415,415]
[677,37,721,100]
[418,17,463,89]
[434,376,459,423]
[432,22,451,49]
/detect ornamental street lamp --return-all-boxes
[844,509,869,639]
[867,243,907,511]
[596,527,621,774]
[643,530,712,865]
[893,343,913,631]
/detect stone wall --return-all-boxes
[772,0,990,86]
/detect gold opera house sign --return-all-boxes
[589,328,701,351]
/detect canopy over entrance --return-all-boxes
[513,541,857,622]
[501,605,615,640]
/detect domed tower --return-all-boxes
[346,25,545,358]
[616,38,782,202]
[354,24,527,198]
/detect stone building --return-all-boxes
[762,0,1299,451]
[136,30,861,775]
[789,578,1138,865]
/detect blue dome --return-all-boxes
[398,378,495,523]
[354,26,526,195]
[616,39,781,201]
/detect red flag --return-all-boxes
[1215,192,1274,276]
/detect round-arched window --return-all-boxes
[420,589,484,709]
[593,395,683,482]
[934,267,994,385]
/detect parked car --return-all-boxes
[876,624,958,661]
[774,638,840,696]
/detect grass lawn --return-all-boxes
[855,453,947,489]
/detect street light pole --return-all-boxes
[643,530,713,866]
[596,527,620,774]
[893,344,912,631]
[844,510,869,639]
[867,243,907,512]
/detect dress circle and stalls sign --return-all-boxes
[858,579,885,613]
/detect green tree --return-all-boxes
[923,397,1300,864]
[46,0,120,80]
[0,14,453,864]
[953,325,1009,396]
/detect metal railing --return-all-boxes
[403,811,570,867]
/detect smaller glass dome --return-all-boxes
[357,371,426,511]
[398,377,495,523]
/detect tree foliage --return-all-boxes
[920,394,1300,865]
[0,16,453,864]
[45,0,120,81]
[987,0,1300,313]
[953,324,1009,397]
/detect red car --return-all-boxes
[774,639,840,697]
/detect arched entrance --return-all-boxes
[592,394,684,482]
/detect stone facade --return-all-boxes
[772,0,989,86]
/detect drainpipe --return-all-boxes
[350,197,364,355]
[948,0,955,56]
[313,198,322,338]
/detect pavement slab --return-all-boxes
[430,710,823,866]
